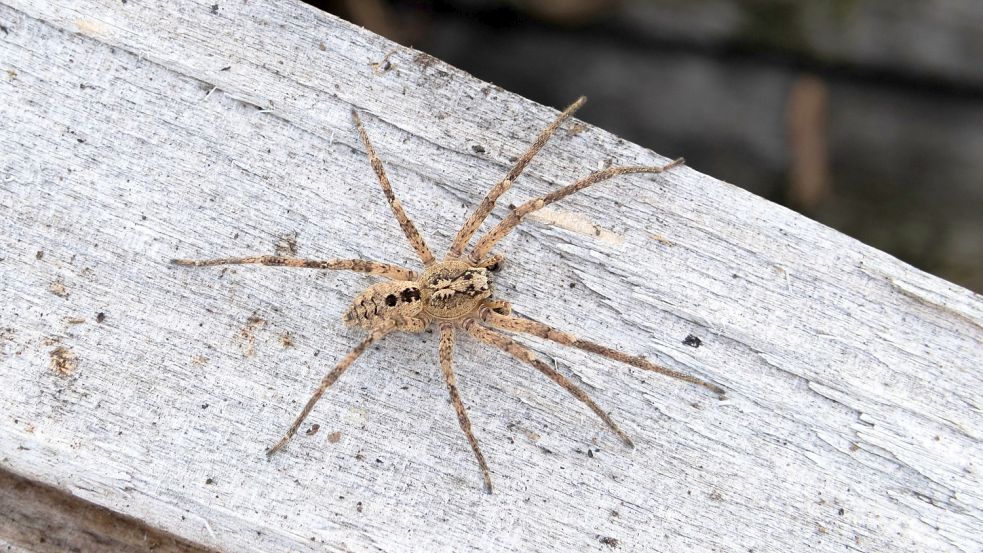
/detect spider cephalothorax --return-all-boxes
[173,96,723,493]
[420,261,493,320]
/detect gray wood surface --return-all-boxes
[1,1,981,552]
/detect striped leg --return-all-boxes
[352,110,436,266]
[446,97,587,259]
[266,323,396,456]
[461,319,633,448]
[171,256,417,281]
[469,159,685,263]
[439,323,493,493]
[480,309,724,396]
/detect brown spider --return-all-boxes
[173,97,723,493]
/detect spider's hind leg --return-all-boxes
[439,323,493,493]
[461,319,634,448]
[479,308,724,397]
[266,322,397,457]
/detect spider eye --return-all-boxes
[385,294,398,307]
[487,262,501,273]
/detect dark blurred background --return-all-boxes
[314,0,983,293]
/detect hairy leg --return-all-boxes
[446,97,587,259]
[439,323,493,493]
[461,319,633,448]
[469,159,685,263]
[480,309,724,396]
[172,256,417,280]
[266,323,395,456]
[352,110,436,266]
[474,252,506,272]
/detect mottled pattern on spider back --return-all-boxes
[343,280,423,330]
[420,260,492,320]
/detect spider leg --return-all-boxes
[171,256,417,280]
[480,309,724,397]
[439,323,493,493]
[474,252,506,272]
[468,159,685,263]
[446,97,587,259]
[481,299,512,316]
[352,110,436,266]
[461,319,633,448]
[266,323,395,456]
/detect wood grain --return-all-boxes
[1,1,981,552]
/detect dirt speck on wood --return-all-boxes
[48,280,69,297]
[598,536,619,548]
[239,316,266,357]
[279,333,294,348]
[49,346,78,375]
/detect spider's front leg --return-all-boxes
[474,252,506,273]
[171,256,417,281]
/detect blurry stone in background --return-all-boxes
[318,0,983,293]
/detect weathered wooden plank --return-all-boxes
[0,468,216,553]
[1,1,981,552]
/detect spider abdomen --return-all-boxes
[344,280,423,329]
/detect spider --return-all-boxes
[173,96,724,493]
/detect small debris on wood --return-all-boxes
[598,536,619,548]
[279,333,294,348]
[413,52,436,69]
[205,477,215,485]
[370,48,397,75]
[683,334,702,348]
[567,121,588,136]
[327,431,341,443]
[35,250,44,260]
[49,346,78,375]
[305,423,320,436]
[48,280,68,297]
[239,316,266,357]
[95,312,106,323]
[648,233,675,246]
